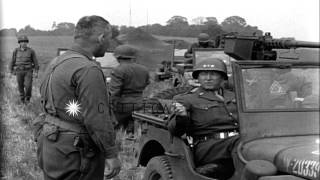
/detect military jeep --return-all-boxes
[131,33,320,180]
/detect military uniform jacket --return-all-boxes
[39,45,117,158]
[9,47,39,72]
[110,61,150,98]
[173,87,238,137]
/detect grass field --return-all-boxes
[0,36,174,180]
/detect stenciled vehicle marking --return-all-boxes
[288,158,319,179]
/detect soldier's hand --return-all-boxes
[172,102,187,116]
[104,157,121,179]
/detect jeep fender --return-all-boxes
[136,125,215,180]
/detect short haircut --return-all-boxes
[74,15,111,39]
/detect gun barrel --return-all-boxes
[265,39,320,49]
[132,112,167,128]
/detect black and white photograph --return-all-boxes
[0,0,319,179]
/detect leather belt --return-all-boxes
[45,114,87,133]
[14,65,33,71]
[193,131,238,142]
[121,92,143,98]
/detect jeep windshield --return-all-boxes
[242,66,319,111]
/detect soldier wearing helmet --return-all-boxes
[9,34,39,104]
[110,44,150,133]
[168,58,239,179]
[38,16,121,180]
[184,33,216,59]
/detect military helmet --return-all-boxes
[114,44,138,59]
[198,33,210,42]
[192,58,228,79]
[17,35,29,43]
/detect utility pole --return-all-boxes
[129,0,132,27]
[146,8,149,32]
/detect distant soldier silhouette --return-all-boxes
[184,33,217,60]
[9,35,39,104]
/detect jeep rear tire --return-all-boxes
[143,156,174,180]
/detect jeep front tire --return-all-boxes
[143,156,174,180]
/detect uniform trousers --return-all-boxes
[194,135,239,180]
[16,70,33,102]
[113,96,144,133]
[37,133,105,180]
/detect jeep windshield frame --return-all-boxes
[232,60,319,140]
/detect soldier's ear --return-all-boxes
[97,34,105,44]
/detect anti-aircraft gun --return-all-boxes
[220,32,320,60]
[132,33,320,180]
[155,32,320,88]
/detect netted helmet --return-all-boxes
[114,44,138,59]
[198,33,210,42]
[17,35,29,43]
[192,58,228,79]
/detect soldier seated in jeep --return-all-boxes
[168,58,239,180]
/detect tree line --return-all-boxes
[0,15,263,40]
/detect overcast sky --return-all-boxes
[0,0,319,41]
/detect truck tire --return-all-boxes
[143,156,174,180]
[153,86,193,99]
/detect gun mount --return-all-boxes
[221,32,320,60]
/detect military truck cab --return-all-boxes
[132,57,319,180]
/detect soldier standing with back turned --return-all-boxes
[36,15,121,180]
[110,44,150,134]
[9,35,39,104]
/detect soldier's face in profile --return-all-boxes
[198,71,223,90]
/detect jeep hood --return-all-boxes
[242,135,319,180]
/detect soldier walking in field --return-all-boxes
[9,35,39,104]
[36,15,121,180]
[184,33,217,59]
[110,44,150,134]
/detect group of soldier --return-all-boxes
[10,14,240,180]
